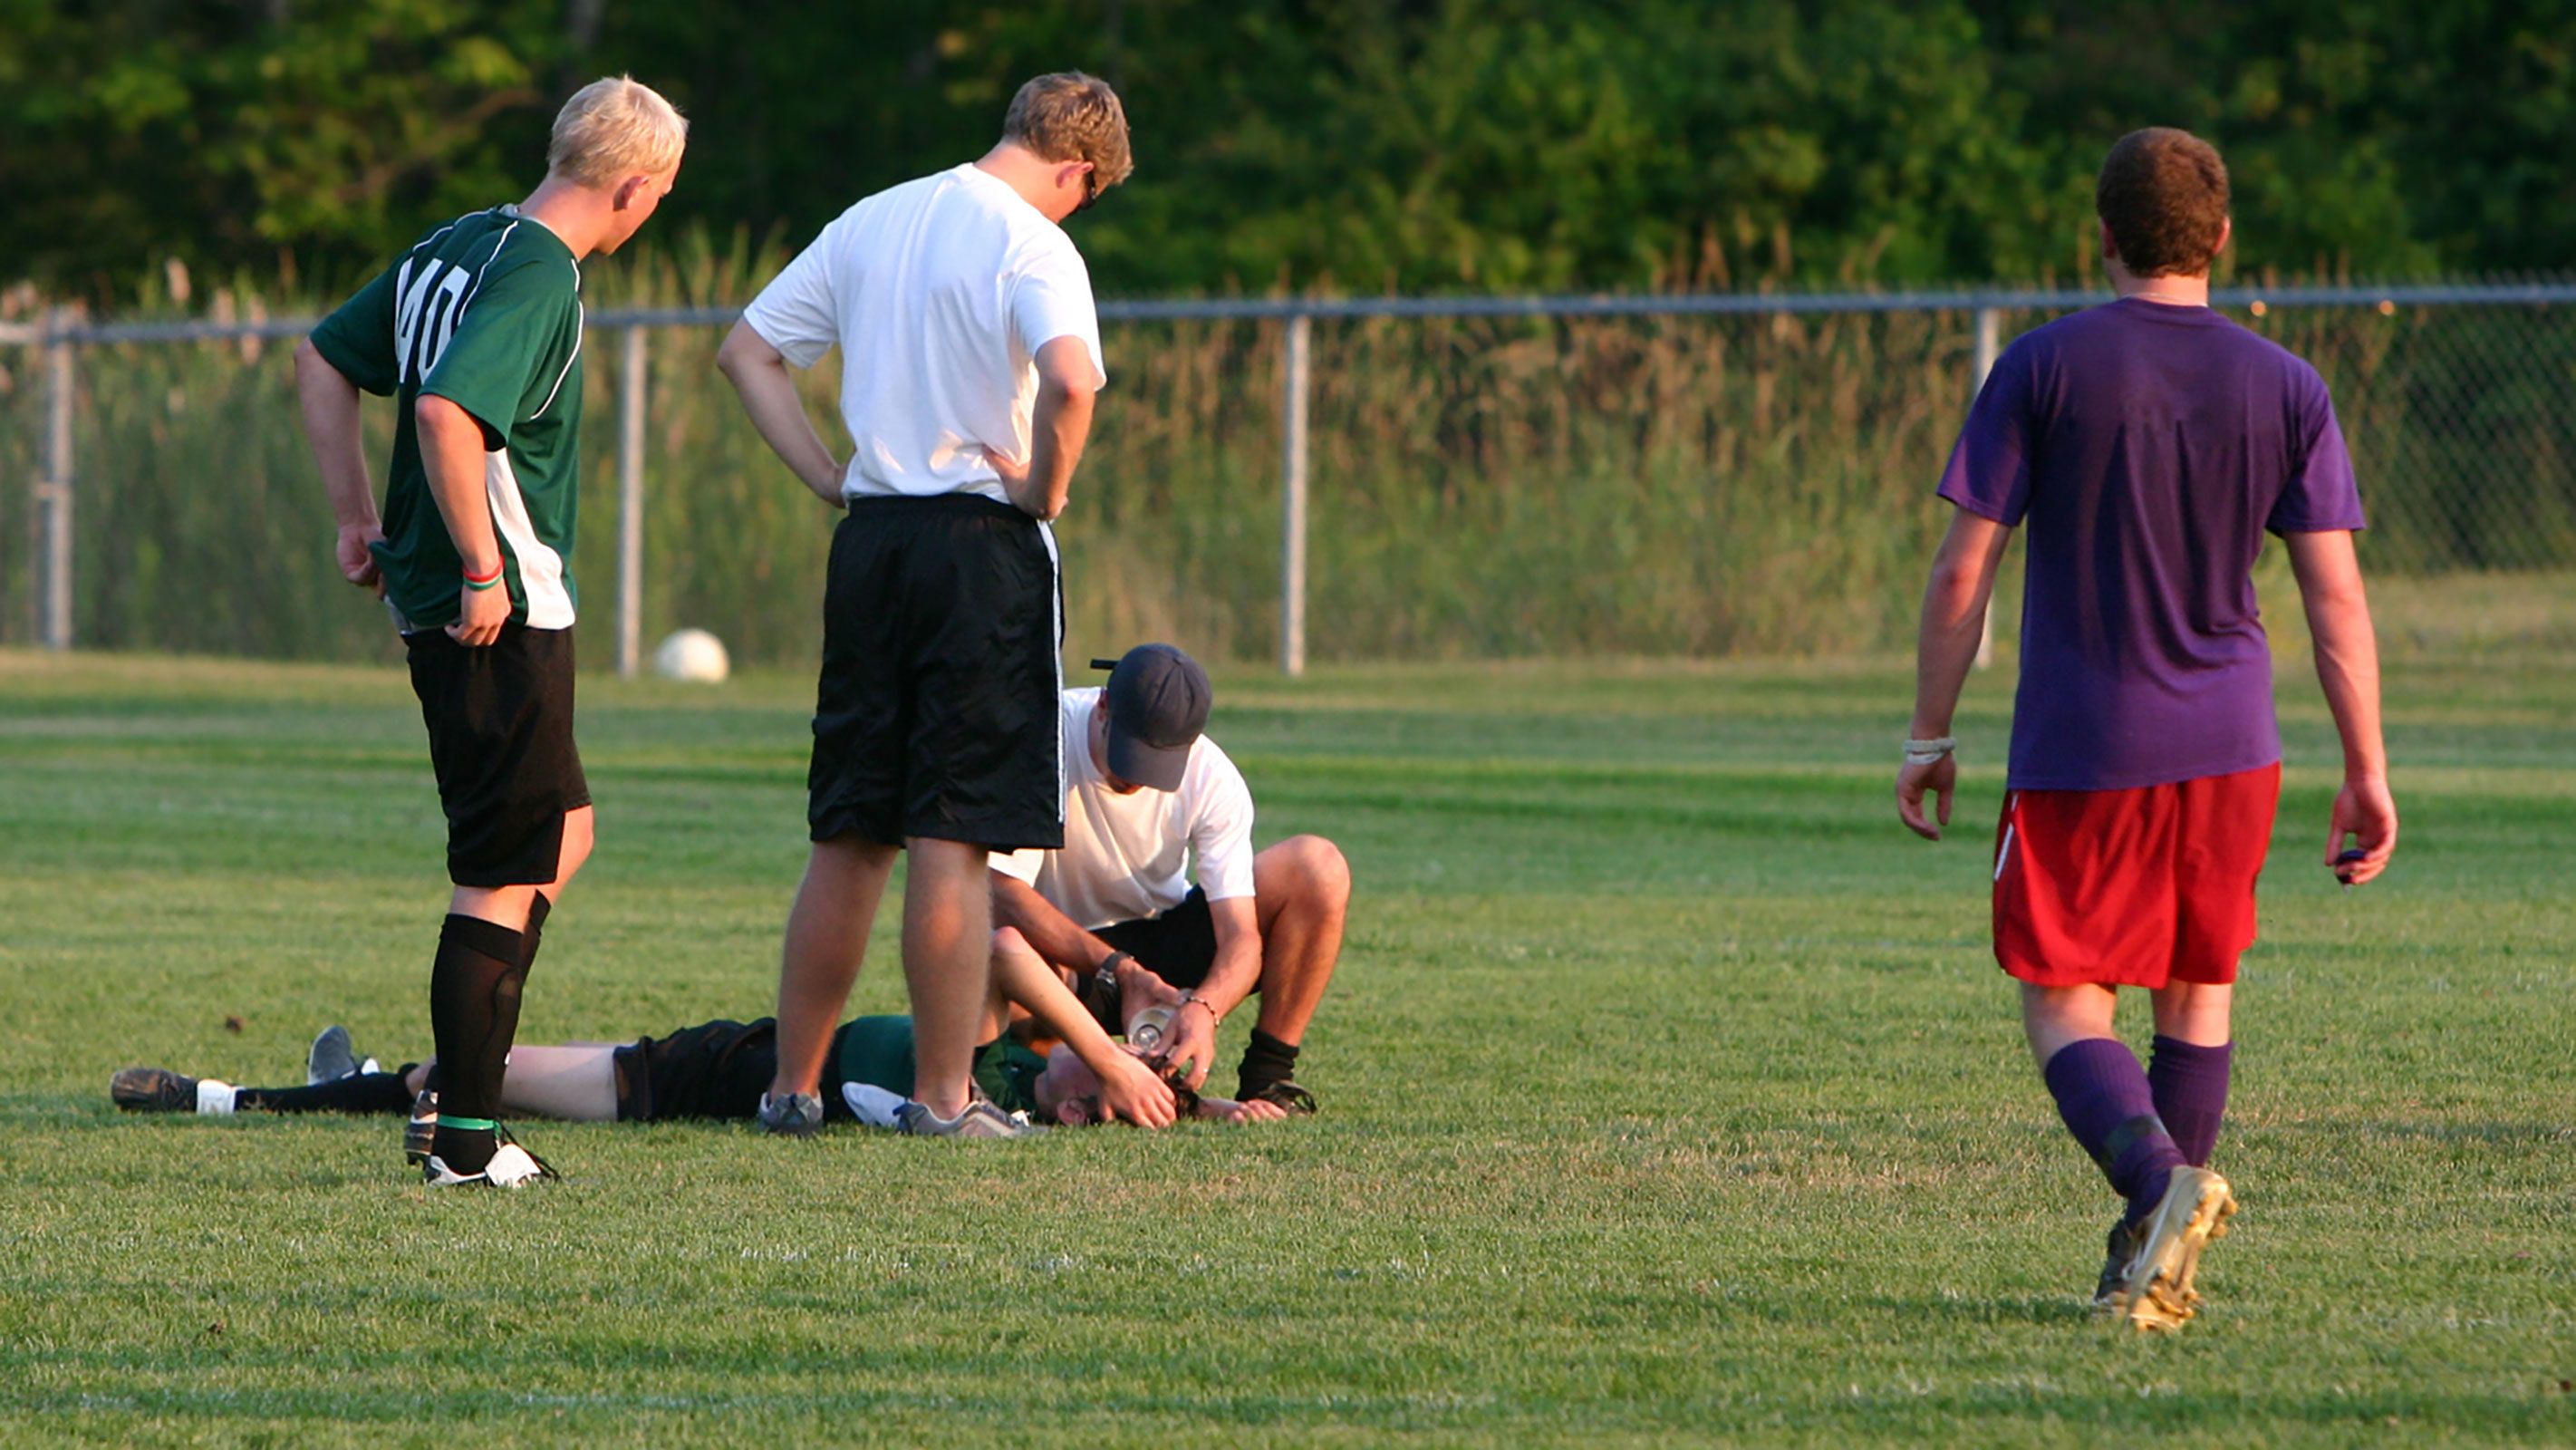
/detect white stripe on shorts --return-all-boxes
[1038,520,1064,826]
[1993,793,2018,882]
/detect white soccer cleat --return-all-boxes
[420,1125,558,1189]
[422,1143,555,1189]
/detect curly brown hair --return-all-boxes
[1004,72,1134,194]
[2095,128,2229,277]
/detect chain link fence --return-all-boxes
[5,283,2572,672]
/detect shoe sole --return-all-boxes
[2118,1168,2236,1332]
[307,1026,357,1087]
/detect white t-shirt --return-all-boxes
[740,163,1107,506]
[991,689,1257,930]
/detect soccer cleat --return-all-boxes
[306,1025,359,1085]
[111,1066,231,1115]
[403,1088,439,1165]
[894,1099,1044,1138]
[757,1090,825,1139]
[2093,1213,2214,1315]
[2092,1218,2141,1313]
[1246,1078,1318,1116]
[422,1144,551,1189]
[421,1125,558,1189]
[2108,1166,2237,1332]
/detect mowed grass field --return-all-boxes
[1,646,2570,1446]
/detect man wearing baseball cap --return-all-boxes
[989,643,1348,1111]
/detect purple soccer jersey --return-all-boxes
[1939,297,2365,791]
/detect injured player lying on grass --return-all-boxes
[111,927,1291,1142]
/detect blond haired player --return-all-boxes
[719,72,1131,1139]
[294,76,686,1187]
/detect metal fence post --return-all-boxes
[1971,304,2001,669]
[40,309,75,652]
[617,324,646,678]
[1279,313,1310,678]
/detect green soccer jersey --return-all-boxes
[828,1016,1045,1117]
[309,207,586,632]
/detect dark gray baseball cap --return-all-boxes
[1090,643,1211,791]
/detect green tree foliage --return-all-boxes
[3,0,2566,300]
[0,0,564,294]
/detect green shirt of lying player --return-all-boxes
[111,931,1285,1130]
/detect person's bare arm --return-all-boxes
[294,340,383,593]
[989,933,1175,1127]
[2285,529,2397,884]
[990,870,1178,1032]
[1147,897,1259,1090]
[986,335,1096,522]
[716,321,845,508]
[991,871,1119,973]
[1897,509,2014,839]
[414,393,510,645]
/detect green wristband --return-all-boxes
[463,569,505,593]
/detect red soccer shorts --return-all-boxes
[1991,762,2282,990]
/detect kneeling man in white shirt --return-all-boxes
[989,643,1348,1113]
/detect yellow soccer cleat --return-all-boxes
[2109,1166,2237,1332]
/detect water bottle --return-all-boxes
[1126,1004,1176,1052]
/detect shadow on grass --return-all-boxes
[2351,1119,2576,1146]
[1864,1292,2097,1328]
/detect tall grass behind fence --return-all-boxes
[2251,301,2576,571]
[0,346,34,644]
[5,271,2573,664]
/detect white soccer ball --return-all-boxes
[654,628,730,683]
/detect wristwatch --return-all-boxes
[1084,951,1133,1024]
[1095,950,1134,991]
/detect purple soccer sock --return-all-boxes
[2148,1035,2233,1167]
[2041,1038,2188,1225]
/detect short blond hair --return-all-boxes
[1004,72,1134,191]
[547,75,688,187]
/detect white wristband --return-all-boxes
[1903,736,1957,767]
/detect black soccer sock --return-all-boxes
[1236,1028,1301,1101]
[428,913,526,1174]
[235,1071,418,1116]
[494,892,552,1115]
[522,891,553,969]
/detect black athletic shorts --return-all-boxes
[404,623,590,888]
[809,496,1063,851]
[1095,887,1220,991]
[610,1018,781,1123]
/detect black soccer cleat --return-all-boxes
[111,1066,204,1114]
[2092,1217,2140,1312]
[403,1088,439,1164]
